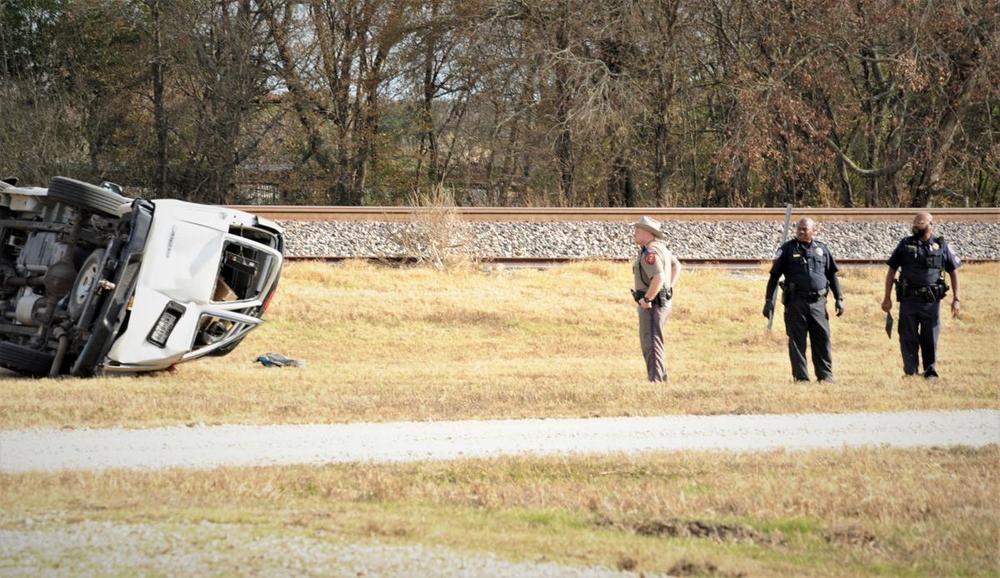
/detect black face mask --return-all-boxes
[912,226,929,237]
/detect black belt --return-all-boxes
[790,289,827,302]
[632,288,673,305]
[901,284,944,302]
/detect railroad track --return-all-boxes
[281,256,997,267]
[235,206,1000,222]
[238,205,999,265]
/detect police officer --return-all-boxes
[880,212,961,379]
[762,218,844,382]
[632,216,682,382]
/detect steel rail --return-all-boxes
[234,206,1000,222]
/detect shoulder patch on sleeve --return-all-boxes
[644,252,657,265]
[946,244,961,265]
[773,248,783,260]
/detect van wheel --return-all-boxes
[0,342,56,377]
[69,248,106,320]
[47,177,129,218]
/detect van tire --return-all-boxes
[0,342,55,376]
[47,177,128,217]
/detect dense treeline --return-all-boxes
[1,0,997,207]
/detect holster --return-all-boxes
[779,281,794,306]
[935,281,949,300]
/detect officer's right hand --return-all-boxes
[762,302,774,319]
[880,297,892,313]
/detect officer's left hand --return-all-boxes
[835,299,844,317]
[951,299,960,317]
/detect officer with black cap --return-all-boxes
[880,212,961,379]
[762,217,844,382]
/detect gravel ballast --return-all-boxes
[2,410,996,474]
[280,220,1000,260]
[0,520,648,578]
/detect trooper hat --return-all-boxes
[633,215,665,239]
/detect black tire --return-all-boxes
[69,248,106,321]
[207,334,247,357]
[0,342,55,377]
[47,176,129,218]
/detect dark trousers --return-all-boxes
[898,300,940,376]
[638,303,671,382]
[783,297,832,381]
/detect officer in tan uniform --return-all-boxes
[632,216,682,382]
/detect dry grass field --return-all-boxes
[0,261,996,428]
[2,446,997,576]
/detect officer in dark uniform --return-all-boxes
[762,218,844,382]
[880,212,961,379]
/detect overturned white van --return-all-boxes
[0,177,283,376]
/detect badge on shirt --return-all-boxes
[815,247,823,257]
[932,243,940,250]
[644,253,657,265]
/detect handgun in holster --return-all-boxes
[934,280,949,301]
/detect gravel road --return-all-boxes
[0,519,652,578]
[2,410,996,473]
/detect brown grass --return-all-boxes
[2,446,996,576]
[0,262,996,428]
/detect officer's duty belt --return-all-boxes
[632,288,673,305]
[789,288,827,302]
[900,284,945,302]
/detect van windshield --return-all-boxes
[212,240,273,303]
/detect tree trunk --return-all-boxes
[553,0,574,205]
[652,69,674,206]
[151,0,168,197]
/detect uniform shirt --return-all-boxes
[765,239,841,299]
[887,235,960,287]
[633,239,671,291]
